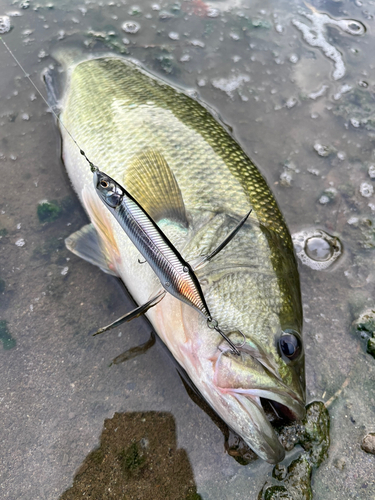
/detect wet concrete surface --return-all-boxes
[0,0,375,498]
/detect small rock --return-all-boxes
[289,54,298,64]
[353,309,375,336]
[285,97,297,109]
[0,15,11,34]
[368,164,375,178]
[314,143,331,157]
[367,337,375,358]
[333,457,346,470]
[361,433,375,454]
[280,170,292,186]
[319,195,330,204]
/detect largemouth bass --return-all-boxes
[57,55,305,463]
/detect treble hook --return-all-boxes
[207,319,246,356]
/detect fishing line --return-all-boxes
[0,36,98,173]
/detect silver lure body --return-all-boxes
[94,170,211,318]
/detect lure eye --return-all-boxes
[100,179,109,188]
[279,331,302,361]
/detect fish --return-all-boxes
[54,54,305,464]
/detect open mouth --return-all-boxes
[260,397,300,425]
[219,386,306,463]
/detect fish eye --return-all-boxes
[100,179,109,188]
[278,330,302,362]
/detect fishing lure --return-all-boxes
[93,169,251,355]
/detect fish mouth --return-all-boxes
[227,389,305,464]
[213,347,305,463]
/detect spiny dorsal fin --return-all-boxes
[124,149,188,226]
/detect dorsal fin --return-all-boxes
[123,149,188,226]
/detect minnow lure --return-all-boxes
[93,169,251,355]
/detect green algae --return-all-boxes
[155,51,176,74]
[333,87,375,131]
[90,448,104,465]
[0,320,16,350]
[354,309,375,336]
[352,308,375,359]
[367,338,375,358]
[118,442,146,475]
[37,200,62,223]
[86,30,130,55]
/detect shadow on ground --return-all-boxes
[59,411,202,500]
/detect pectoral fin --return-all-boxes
[65,223,118,276]
[124,148,188,226]
[80,186,122,276]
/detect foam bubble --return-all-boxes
[211,74,250,98]
[292,10,365,81]
[121,21,140,34]
[360,182,374,198]
[15,238,25,247]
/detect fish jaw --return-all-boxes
[150,298,304,464]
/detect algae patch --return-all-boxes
[118,441,146,475]
[37,197,75,224]
[0,320,16,350]
[37,200,62,223]
[352,308,375,359]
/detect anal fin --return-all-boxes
[124,148,188,226]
